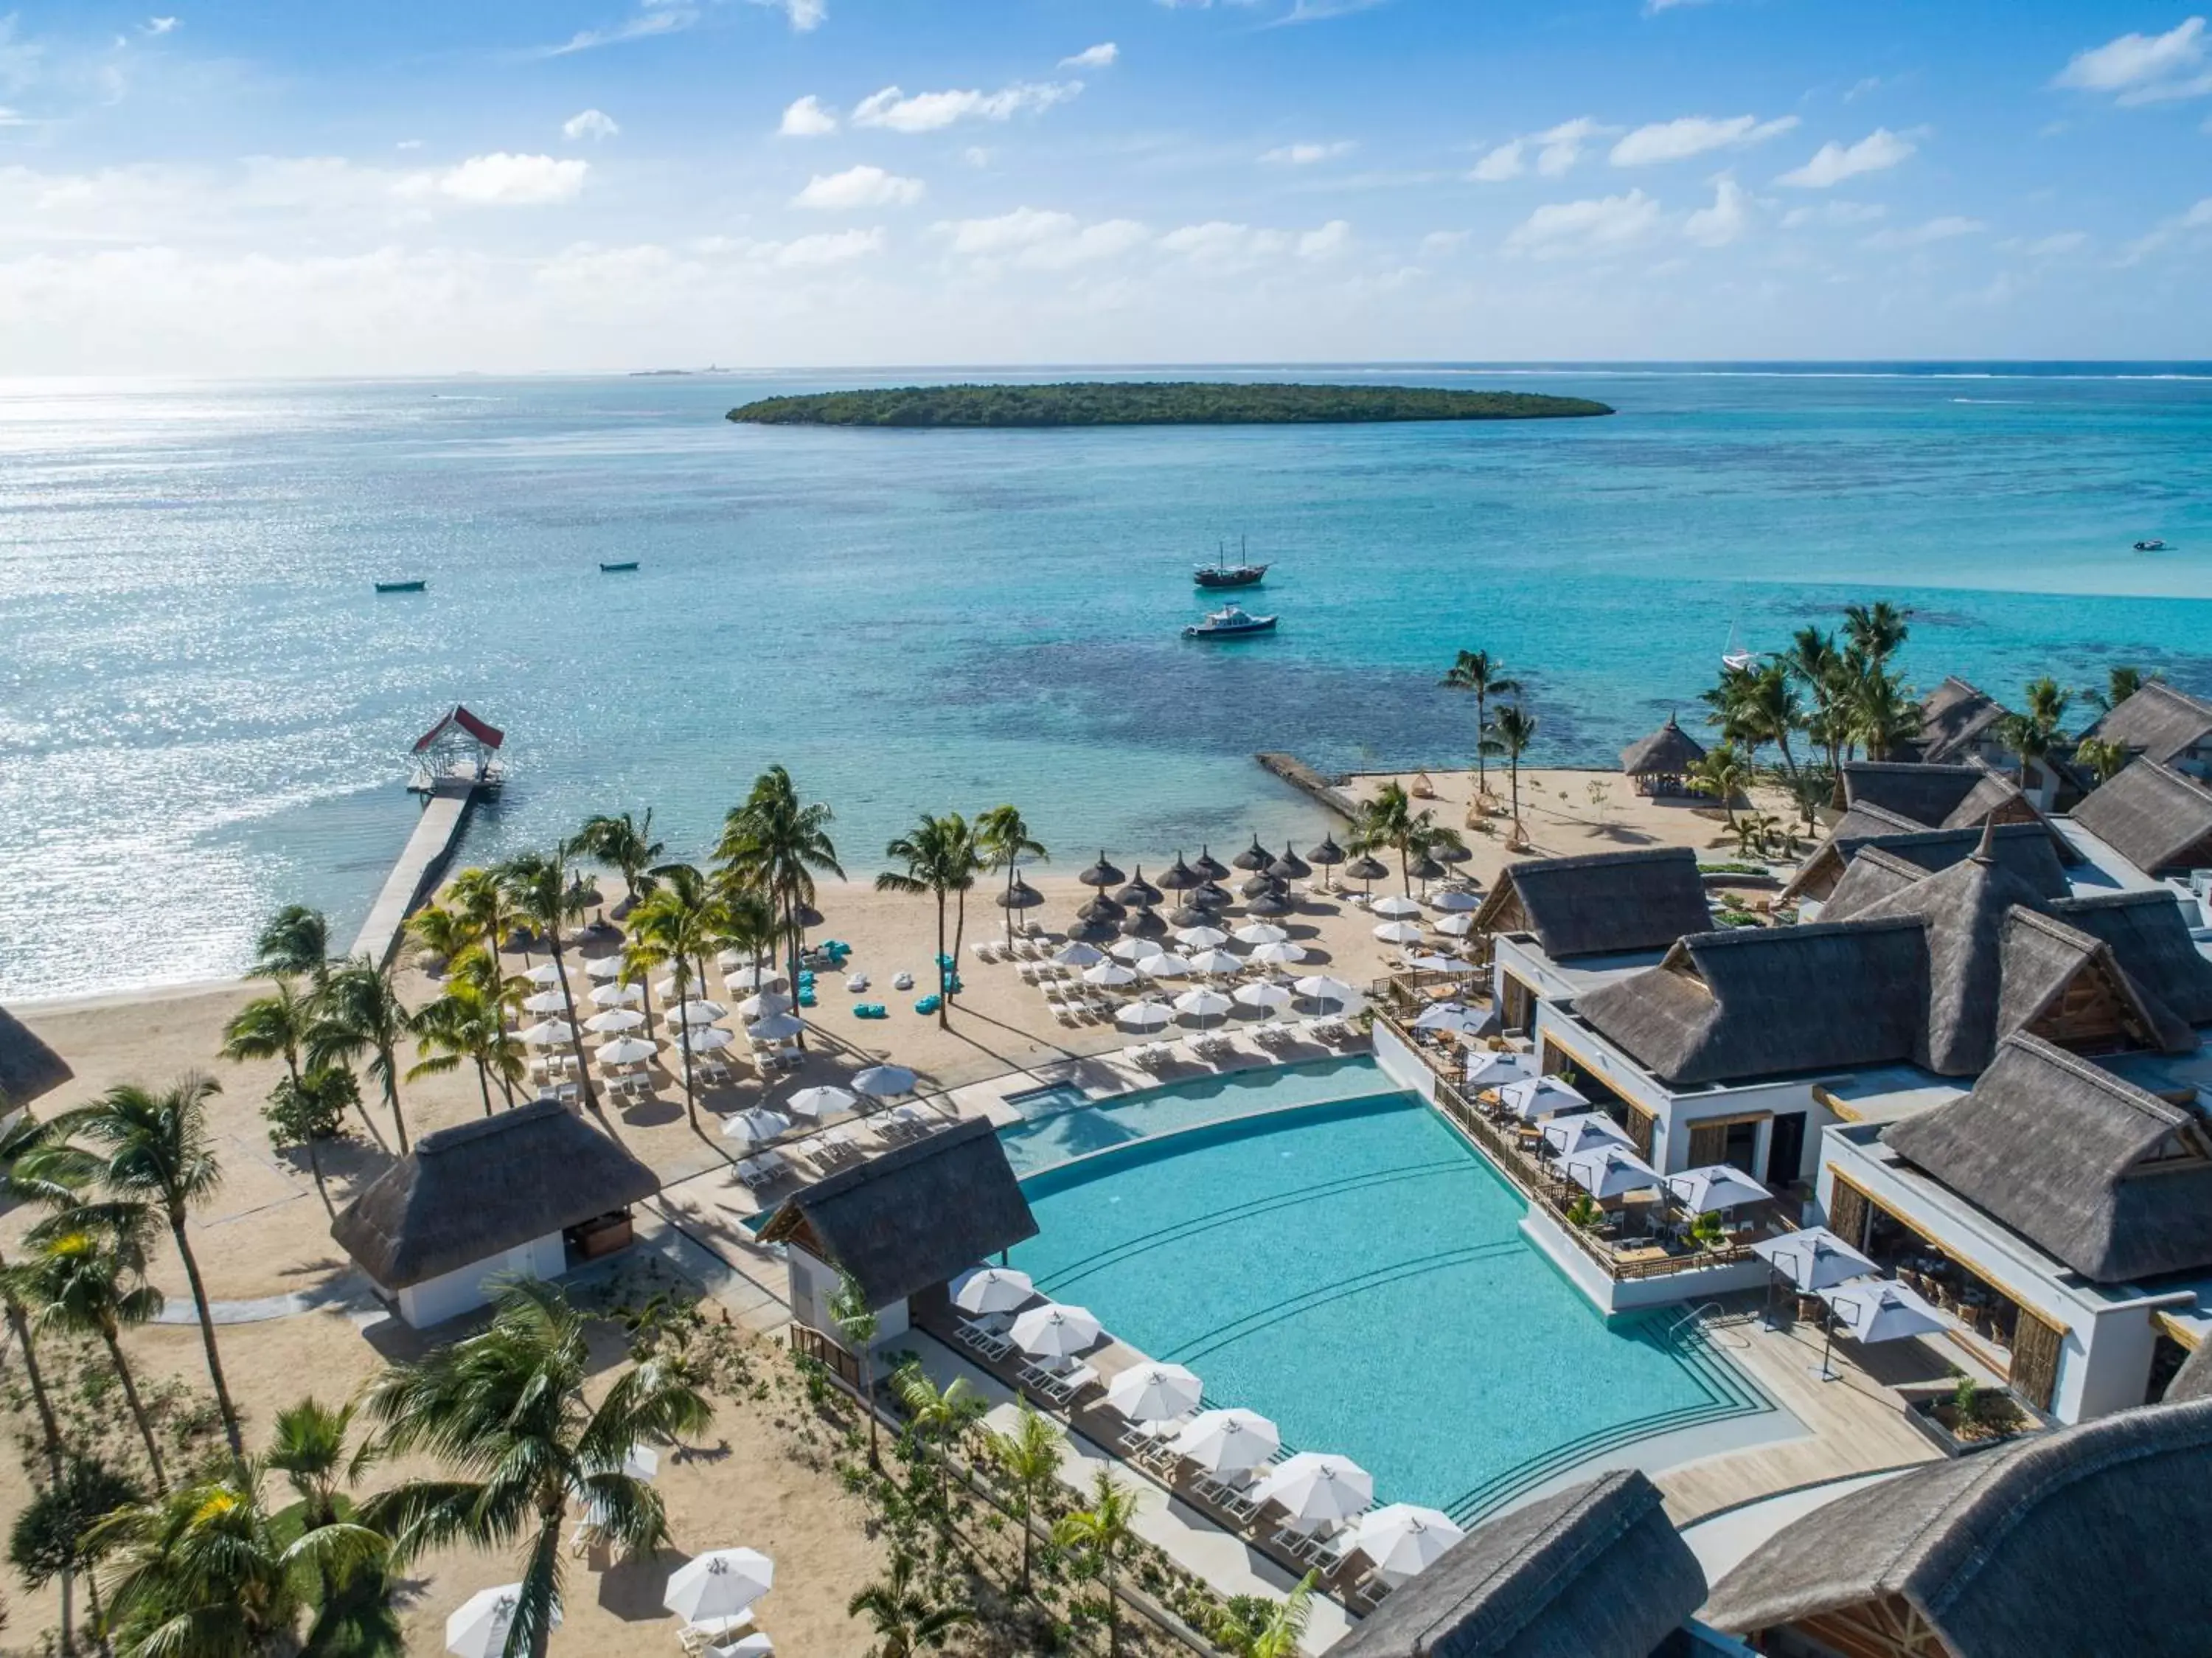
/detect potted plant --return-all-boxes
[1907,1373,2045,1457]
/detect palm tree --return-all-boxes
[311,957,414,1152]
[1741,663,1804,777]
[891,1363,987,1513]
[985,1401,1063,1594]
[877,815,981,1028]
[1998,711,2062,789]
[576,810,664,918]
[0,1111,80,1652]
[976,805,1048,951]
[252,905,330,984]
[266,1397,369,1530]
[1846,666,1922,762]
[1349,783,1416,895]
[46,1076,247,1468]
[220,979,313,1102]
[1484,703,1540,840]
[1211,1571,1321,1658]
[846,1551,975,1658]
[1441,650,1518,801]
[2085,664,2156,716]
[1053,1466,1141,1658]
[626,872,726,1130]
[448,867,516,968]
[7,1454,142,1658]
[1693,743,1752,828]
[1784,625,1851,802]
[361,1281,712,1658]
[88,1470,383,1658]
[2023,674,2070,737]
[17,1217,169,1488]
[2074,735,2130,785]
[828,1271,882,1466]
[1843,600,1910,668]
[500,850,597,1115]
[260,1066,355,1219]
[409,956,522,1117]
[404,903,477,975]
[716,767,844,1041]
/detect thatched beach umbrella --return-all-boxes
[1079,852,1127,889]
[1232,836,1273,873]
[795,903,824,930]
[1307,834,1345,867]
[1408,853,1448,885]
[1433,837,1473,866]
[1075,893,1126,924]
[1120,908,1168,938]
[1168,902,1213,929]
[1246,891,1292,917]
[1345,853,1390,900]
[1194,881,1234,909]
[1270,844,1312,881]
[998,875,1045,945]
[1116,866,1164,908]
[1158,854,1205,892]
[1239,873,1284,900]
[1193,847,1231,882]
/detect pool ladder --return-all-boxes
[1667,1302,1722,1340]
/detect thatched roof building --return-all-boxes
[1618,715,1706,795]
[331,1100,658,1290]
[2070,757,2212,875]
[1471,848,1712,962]
[2048,889,2212,1024]
[1781,819,2068,912]
[0,1005,71,1110]
[1885,1034,2212,1283]
[1703,1395,2212,1657]
[1913,676,2010,765]
[1842,760,1989,828]
[1332,1471,1703,1658]
[759,1116,1035,1307]
[2167,1341,2212,1404]
[1579,920,1930,1087]
[2080,679,2212,769]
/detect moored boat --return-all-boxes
[375,579,427,593]
[599,561,640,572]
[1184,603,1279,639]
[1194,536,1269,589]
[2135,539,2168,552]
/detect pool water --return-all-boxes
[999,1056,1394,1177]
[1008,1092,1765,1522]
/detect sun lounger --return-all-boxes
[1034,1362,1098,1405]
[710,1635,771,1658]
[956,1319,1014,1361]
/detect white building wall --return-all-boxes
[395,1232,566,1329]
[787,1245,911,1347]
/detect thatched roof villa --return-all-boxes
[2078,678,2212,774]
[1703,1395,2212,1658]
[760,1114,1035,1350]
[331,1099,658,1328]
[2067,757,2212,878]
[1910,676,2012,769]
[1477,848,1714,1036]
[1332,1470,1705,1658]
[1617,714,1707,798]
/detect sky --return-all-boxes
[1,1,2209,372]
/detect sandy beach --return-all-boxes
[0,765,1780,1654]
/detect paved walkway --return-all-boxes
[152,1272,380,1325]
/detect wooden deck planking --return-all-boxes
[348,779,481,966]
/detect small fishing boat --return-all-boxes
[599,561,640,572]
[375,580,427,593]
[1194,537,1269,589]
[1184,603,1278,639]
[2135,539,2168,552]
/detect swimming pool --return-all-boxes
[1008,1090,1767,1522]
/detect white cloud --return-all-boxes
[765,227,883,266]
[545,7,698,56]
[404,153,589,206]
[936,207,1151,268]
[145,16,178,35]
[1469,140,1523,182]
[1298,219,1352,257]
[852,81,1080,133]
[2006,231,2088,258]
[1863,215,1985,250]
[963,146,992,167]
[1683,175,1749,246]
[2056,18,2211,103]
[1420,229,1470,254]
[1610,114,1798,167]
[1534,117,1604,176]
[1644,0,1714,11]
[1781,201,1885,229]
[1777,128,1915,188]
[792,163,923,210]
[1060,42,1119,69]
[2120,196,2212,263]
[770,0,827,27]
[1504,189,1661,257]
[1155,217,1348,266]
[1262,140,1355,165]
[778,94,838,136]
[563,108,619,142]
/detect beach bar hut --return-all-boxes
[1618,714,1707,799]
[0,1004,71,1129]
[1703,1395,2212,1658]
[330,1099,658,1328]
[1331,1468,1705,1658]
[759,1116,1037,1355]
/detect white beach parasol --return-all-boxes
[1412,1002,1487,1035]
[522,962,566,987]
[597,1036,658,1066]
[1291,974,1357,1007]
[1465,1050,1536,1089]
[723,1107,790,1145]
[1352,1505,1466,1577]
[1083,960,1141,988]
[1248,940,1308,966]
[1435,912,1477,938]
[738,991,792,1019]
[668,1025,736,1055]
[1141,952,1196,979]
[1497,1074,1588,1120]
[1176,925,1230,951]
[1053,940,1107,967]
[667,999,728,1027]
[585,954,626,981]
[1187,948,1246,976]
[1814,1278,1946,1381]
[1110,936,1165,963]
[1171,1408,1280,1474]
[518,1019,577,1047]
[1666,1164,1771,1213]
[1105,1363,1203,1423]
[950,1266,1034,1316]
[787,1085,855,1119]
[1752,1227,1876,1292]
[852,1064,916,1097]
[1538,1111,1633,1162]
[521,988,569,1016]
[1173,988,1234,1027]
[1564,1144,1663,1200]
[1254,1452,1374,1525]
[1428,889,1482,912]
[1234,981,1295,1011]
[1011,1302,1102,1359]
[446,1586,557,1658]
[1116,1000,1175,1030]
[590,981,643,1008]
[662,1548,775,1629]
[1370,894,1425,918]
[585,1007,645,1035]
[746,1012,804,1042]
[1233,923,1289,947]
[1373,920,1427,946]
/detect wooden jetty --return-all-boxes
[349,707,504,966]
[1255,752,1360,821]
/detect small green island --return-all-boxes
[726,381,1613,429]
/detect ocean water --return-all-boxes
[7,363,2212,1000]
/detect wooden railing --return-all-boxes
[1376,1004,1757,1283]
[788,1322,862,1387]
